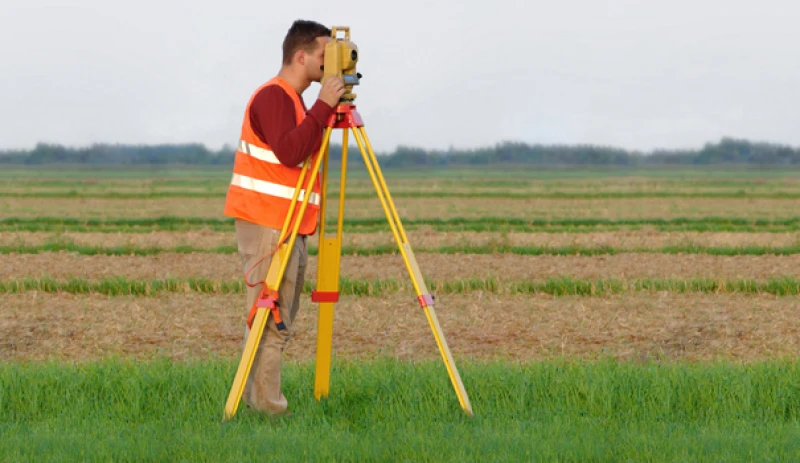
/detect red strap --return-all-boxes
[417,294,434,307]
[243,233,288,290]
[311,290,339,303]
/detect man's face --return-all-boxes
[303,36,329,83]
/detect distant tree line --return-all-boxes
[2,137,800,167]
[0,143,230,166]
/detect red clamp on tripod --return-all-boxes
[247,288,285,331]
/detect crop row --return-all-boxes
[4,242,800,256]
[6,190,800,199]
[3,276,800,296]
[4,216,800,233]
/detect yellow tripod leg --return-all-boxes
[314,129,348,400]
[222,128,333,421]
[353,126,473,416]
[222,244,288,420]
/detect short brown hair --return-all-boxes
[282,20,331,65]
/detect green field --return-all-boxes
[3,166,800,461]
[3,358,800,461]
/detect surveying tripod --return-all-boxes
[222,27,472,420]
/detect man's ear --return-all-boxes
[296,49,306,66]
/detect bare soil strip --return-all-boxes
[2,293,797,362]
[2,230,799,250]
[4,252,799,281]
[4,197,800,220]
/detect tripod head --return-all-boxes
[322,26,362,104]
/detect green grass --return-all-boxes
[2,358,800,461]
[3,276,800,297]
[4,241,800,257]
[5,215,800,233]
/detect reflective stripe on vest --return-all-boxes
[230,172,320,206]
[237,140,303,168]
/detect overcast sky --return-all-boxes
[1,0,798,153]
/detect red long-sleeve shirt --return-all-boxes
[249,85,333,166]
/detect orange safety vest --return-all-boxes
[223,77,321,235]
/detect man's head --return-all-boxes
[282,20,331,83]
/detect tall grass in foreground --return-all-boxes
[1,358,800,461]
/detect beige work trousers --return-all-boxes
[235,218,308,415]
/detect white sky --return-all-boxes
[1,0,798,152]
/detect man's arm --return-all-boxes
[250,86,333,166]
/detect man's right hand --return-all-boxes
[319,76,346,107]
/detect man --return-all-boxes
[223,19,346,416]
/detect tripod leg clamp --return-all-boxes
[247,293,285,331]
[311,290,339,303]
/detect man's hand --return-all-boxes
[319,76,346,107]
